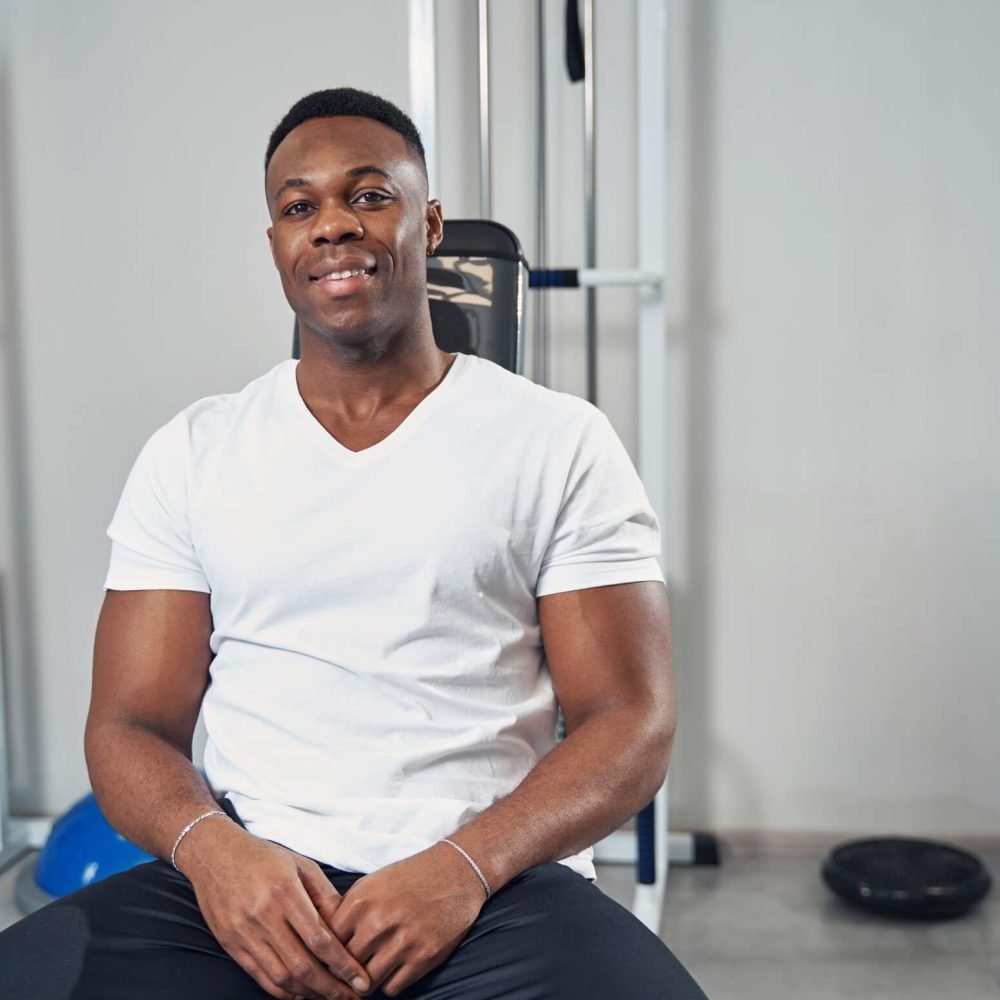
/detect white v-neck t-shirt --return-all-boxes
[104,352,664,878]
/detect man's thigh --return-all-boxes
[0,859,270,1000]
[400,863,709,1000]
[0,858,709,1000]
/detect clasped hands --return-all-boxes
[183,824,487,1000]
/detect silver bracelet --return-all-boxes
[170,809,227,871]
[440,838,492,901]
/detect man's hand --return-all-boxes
[179,821,372,1000]
[329,842,487,997]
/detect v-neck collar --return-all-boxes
[282,352,469,468]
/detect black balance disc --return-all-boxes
[822,837,992,919]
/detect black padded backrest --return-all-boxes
[292,219,528,374]
[426,219,528,375]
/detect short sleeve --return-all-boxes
[535,410,665,597]
[104,415,210,593]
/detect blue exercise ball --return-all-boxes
[16,791,154,914]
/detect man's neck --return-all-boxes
[295,327,453,424]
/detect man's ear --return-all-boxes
[266,227,275,261]
[425,200,444,255]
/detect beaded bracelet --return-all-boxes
[440,838,492,900]
[170,809,227,871]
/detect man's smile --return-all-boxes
[308,256,378,297]
[311,269,373,298]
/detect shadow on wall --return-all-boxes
[667,0,724,830]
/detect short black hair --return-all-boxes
[265,88,426,174]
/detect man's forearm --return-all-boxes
[85,720,230,867]
[445,704,673,894]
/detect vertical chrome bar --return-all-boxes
[407,0,439,197]
[533,0,549,386]
[583,0,597,404]
[0,3,21,870]
[514,260,527,376]
[0,8,33,868]
[0,616,9,863]
[633,0,670,928]
[478,0,492,219]
[637,0,667,574]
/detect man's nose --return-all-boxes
[309,201,364,245]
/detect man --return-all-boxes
[0,89,709,999]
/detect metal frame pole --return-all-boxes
[533,0,550,387]
[632,0,670,931]
[582,0,597,404]
[407,0,439,197]
[478,0,492,219]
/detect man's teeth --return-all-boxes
[319,269,367,281]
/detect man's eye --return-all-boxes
[283,202,312,216]
[355,191,391,205]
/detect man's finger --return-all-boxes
[231,944,301,1000]
[298,860,346,930]
[357,948,398,995]
[282,882,371,995]
[380,961,425,999]
[257,934,350,1000]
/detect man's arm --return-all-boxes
[330,580,675,996]
[87,590,218,859]
[450,579,676,881]
[87,589,372,1000]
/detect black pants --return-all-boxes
[0,804,709,999]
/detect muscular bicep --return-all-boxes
[87,589,214,757]
[537,580,675,737]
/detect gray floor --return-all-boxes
[639,850,999,999]
[2,848,998,998]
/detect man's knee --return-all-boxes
[0,898,91,997]
[0,862,248,1000]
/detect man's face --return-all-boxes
[265,116,442,348]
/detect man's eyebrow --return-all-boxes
[271,167,395,203]
[272,177,311,200]
[346,165,394,182]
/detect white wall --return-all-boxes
[1,0,998,842]
[661,0,1000,837]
